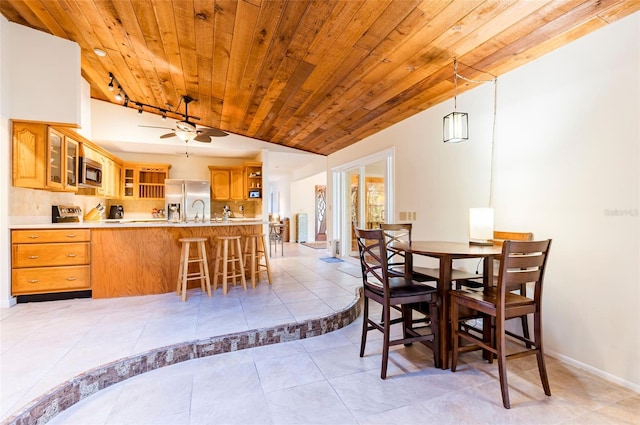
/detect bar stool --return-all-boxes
[269,223,285,256]
[213,235,247,294]
[177,237,212,302]
[243,233,272,288]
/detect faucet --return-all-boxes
[192,199,205,223]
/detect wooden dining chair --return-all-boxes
[450,239,552,409]
[355,227,440,378]
[457,231,534,345]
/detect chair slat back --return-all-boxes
[496,240,552,305]
[380,223,412,274]
[355,228,390,293]
[492,231,533,246]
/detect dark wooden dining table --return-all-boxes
[391,241,502,369]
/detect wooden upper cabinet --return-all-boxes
[244,161,262,199]
[209,166,244,200]
[230,167,244,200]
[210,167,231,200]
[12,121,47,188]
[12,121,79,192]
[121,162,170,200]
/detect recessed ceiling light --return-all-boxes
[93,48,106,57]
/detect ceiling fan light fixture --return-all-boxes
[176,129,197,142]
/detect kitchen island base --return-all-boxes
[91,224,262,298]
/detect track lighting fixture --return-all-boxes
[107,73,199,126]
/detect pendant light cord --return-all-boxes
[453,59,498,208]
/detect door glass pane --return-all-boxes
[347,169,360,257]
[48,131,63,185]
[364,161,385,229]
[66,139,78,187]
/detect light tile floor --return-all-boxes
[1,243,638,424]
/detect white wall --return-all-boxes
[328,13,640,389]
[0,16,13,308]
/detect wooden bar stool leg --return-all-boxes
[222,238,229,295]
[213,239,221,293]
[260,234,272,285]
[199,240,212,297]
[243,236,258,288]
[235,237,247,290]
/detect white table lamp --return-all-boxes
[469,208,494,245]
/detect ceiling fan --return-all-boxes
[140,95,228,142]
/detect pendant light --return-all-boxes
[443,58,468,143]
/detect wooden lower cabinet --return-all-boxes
[91,224,262,298]
[11,229,92,295]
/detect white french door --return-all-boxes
[331,149,394,258]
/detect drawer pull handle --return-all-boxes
[28,279,39,283]
[28,235,40,239]
[66,277,77,281]
[66,234,77,238]
[67,253,77,257]
[28,255,39,259]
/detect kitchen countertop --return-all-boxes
[9,219,267,230]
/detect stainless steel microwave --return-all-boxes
[79,157,103,187]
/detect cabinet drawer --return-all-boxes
[12,229,91,244]
[12,265,90,295]
[12,243,90,268]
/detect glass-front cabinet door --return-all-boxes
[47,128,64,189]
[65,136,79,190]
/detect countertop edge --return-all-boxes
[9,221,268,229]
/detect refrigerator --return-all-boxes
[164,179,211,222]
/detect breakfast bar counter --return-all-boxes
[10,220,266,299]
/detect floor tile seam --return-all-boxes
[1,294,363,425]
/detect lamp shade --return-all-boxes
[443,111,468,143]
[469,208,494,245]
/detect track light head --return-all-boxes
[115,91,122,101]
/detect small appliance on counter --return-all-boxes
[108,205,124,219]
[83,203,105,221]
[52,205,82,223]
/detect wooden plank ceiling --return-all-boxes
[2,0,638,156]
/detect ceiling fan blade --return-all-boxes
[198,128,228,137]
[160,132,177,139]
[139,125,175,130]
[193,134,212,143]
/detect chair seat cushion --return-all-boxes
[366,277,437,298]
